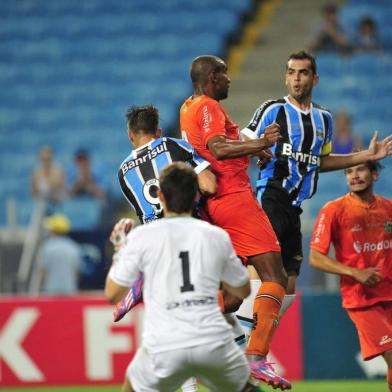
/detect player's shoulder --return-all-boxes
[128,218,163,241]
[313,102,332,115]
[119,151,133,166]
[164,136,191,148]
[195,219,231,241]
[321,194,347,213]
[257,98,286,113]
[375,195,392,209]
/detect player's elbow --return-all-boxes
[104,278,121,304]
[104,288,117,304]
[209,144,229,160]
[198,170,217,196]
[309,249,321,269]
[105,293,117,304]
[200,185,216,197]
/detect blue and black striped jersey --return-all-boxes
[241,97,333,207]
[118,137,209,224]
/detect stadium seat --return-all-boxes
[0,0,249,214]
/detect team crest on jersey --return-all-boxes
[384,220,392,234]
[316,129,324,139]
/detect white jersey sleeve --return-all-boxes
[219,230,249,288]
[108,230,141,287]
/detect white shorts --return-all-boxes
[127,339,250,392]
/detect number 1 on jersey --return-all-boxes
[179,251,194,292]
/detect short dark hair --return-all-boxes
[190,55,225,86]
[159,162,197,214]
[126,105,159,135]
[287,50,317,74]
[75,148,89,160]
[322,3,338,15]
[365,160,382,173]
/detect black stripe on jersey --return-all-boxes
[322,112,330,146]
[118,169,144,223]
[313,102,332,147]
[166,139,192,164]
[271,106,290,181]
[248,99,286,132]
[136,146,155,182]
[290,113,315,200]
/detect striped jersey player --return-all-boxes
[119,136,210,224]
[241,97,333,207]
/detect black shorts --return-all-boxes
[260,186,303,275]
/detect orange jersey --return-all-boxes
[180,95,251,197]
[311,193,392,309]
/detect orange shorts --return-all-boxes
[346,301,392,360]
[204,190,280,257]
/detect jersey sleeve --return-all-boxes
[241,101,278,140]
[219,231,249,287]
[109,230,142,287]
[175,139,210,174]
[310,202,336,254]
[321,111,333,156]
[196,100,227,147]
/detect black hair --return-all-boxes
[160,162,198,214]
[287,50,317,75]
[190,55,225,87]
[126,105,159,135]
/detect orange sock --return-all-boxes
[246,281,285,356]
[388,367,392,391]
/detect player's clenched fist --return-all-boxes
[263,122,282,147]
[110,218,135,253]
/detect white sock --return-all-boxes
[235,279,261,336]
[224,313,247,350]
[279,294,296,318]
[181,377,198,392]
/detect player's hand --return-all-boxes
[262,123,282,148]
[254,149,273,168]
[110,218,135,252]
[367,131,392,161]
[352,267,382,287]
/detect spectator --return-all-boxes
[332,112,362,154]
[67,149,106,199]
[31,146,66,203]
[308,3,351,54]
[37,214,82,295]
[353,16,384,54]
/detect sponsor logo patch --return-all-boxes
[384,220,392,234]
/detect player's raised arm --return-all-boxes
[320,131,392,172]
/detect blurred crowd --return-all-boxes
[31,145,106,205]
[308,3,384,56]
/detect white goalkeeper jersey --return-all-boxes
[109,216,249,354]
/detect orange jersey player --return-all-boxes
[180,55,291,390]
[310,161,392,392]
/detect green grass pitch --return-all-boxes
[0,380,386,392]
